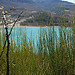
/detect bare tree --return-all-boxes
[0,7,23,75]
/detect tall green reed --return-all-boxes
[0,9,75,75]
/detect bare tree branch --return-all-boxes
[0,11,23,58]
[8,11,23,36]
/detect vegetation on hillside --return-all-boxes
[20,12,70,26]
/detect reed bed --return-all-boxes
[0,10,75,75]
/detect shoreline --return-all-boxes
[20,25,59,27]
[0,25,59,28]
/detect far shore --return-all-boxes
[0,25,59,28]
[20,25,59,27]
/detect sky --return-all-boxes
[62,0,75,4]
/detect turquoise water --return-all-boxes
[0,26,73,52]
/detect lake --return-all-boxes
[0,26,73,53]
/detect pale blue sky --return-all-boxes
[62,0,75,4]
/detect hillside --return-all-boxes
[9,0,34,3]
[0,0,75,12]
[33,0,75,12]
[0,0,41,11]
[0,0,74,26]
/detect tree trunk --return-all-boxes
[5,27,10,75]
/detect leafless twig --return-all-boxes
[0,11,23,58]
